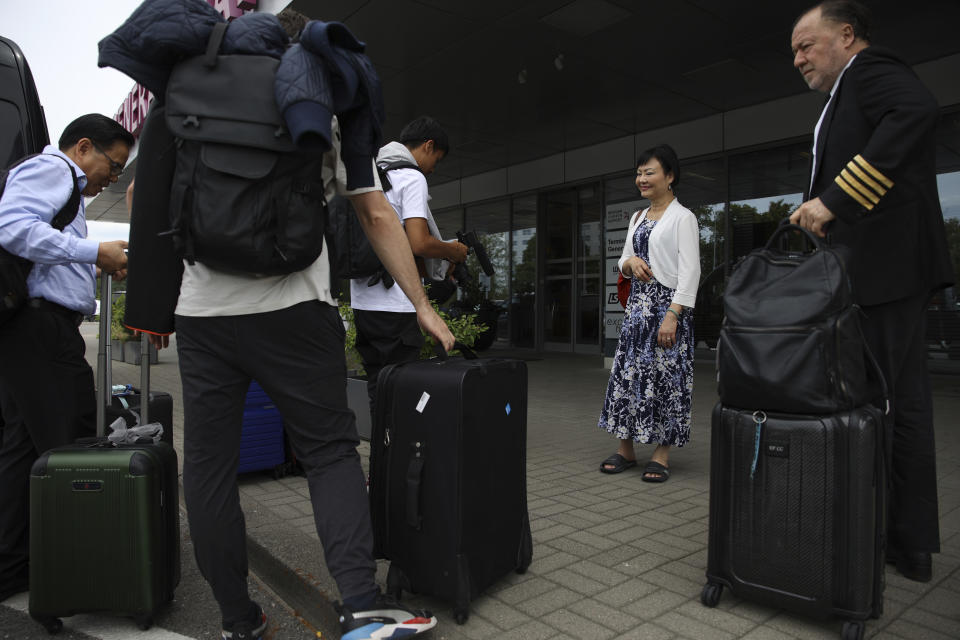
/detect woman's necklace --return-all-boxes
[646,197,674,221]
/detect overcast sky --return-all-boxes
[1,0,144,146]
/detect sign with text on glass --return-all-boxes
[605,311,624,339]
[605,285,625,313]
[605,199,645,232]
[605,258,621,286]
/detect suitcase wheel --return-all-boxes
[841,621,864,640]
[700,582,723,608]
[37,617,62,635]
[135,615,153,631]
[454,607,469,625]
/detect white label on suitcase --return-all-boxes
[416,391,430,413]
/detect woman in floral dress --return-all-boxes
[598,145,700,482]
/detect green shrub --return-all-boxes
[339,296,484,376]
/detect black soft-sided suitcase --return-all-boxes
[28,276,180,634]
[369,354,533,624]
[702,403,884,640]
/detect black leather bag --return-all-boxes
[718,223,880,414]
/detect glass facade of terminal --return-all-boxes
[434,107,960,360]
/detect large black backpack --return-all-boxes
[324,159,421,296]
[0,154,81,326]
[164,23,326,276]
[717,223,882,414]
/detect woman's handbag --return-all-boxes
[718,223,884,414]
[616,273,630,309]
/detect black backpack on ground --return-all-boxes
[717,223,883,414]
[164,23,326,276]
[0,153,81,326]
[325,159,421,296]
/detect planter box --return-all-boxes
[110,339,124,362]
[346,376,371,441]
[120,340,158,365]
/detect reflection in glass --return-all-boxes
[544,190,574,344]
[511,195,537,347]
[577,186,601,346]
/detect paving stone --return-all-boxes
[459,613,508,639]
[529,550,580,575]
[514,587,583,618]
[654,610,737,640]
[543,568,608,596]
[532,522,576,543]
[882,619,958,640]
[736,626,796,640]
[901,605,960,635]
[540,608,618,640]
[764,612,850,639]
[567,597,644,633]
[547,536,608,559]
[915,584,960,619]
[469,597,532,631]
[595,578,659,608]
[611,622,676,640]
[673,600,757,635]
[622,588,688,620]
[614,552,671,577]
[567,529,622,551]
[494,619,557,640]
[565,559,631,587]
[494,576,560,605]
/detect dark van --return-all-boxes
[0,36,49,166]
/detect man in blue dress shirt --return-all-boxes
[0,114,133,602]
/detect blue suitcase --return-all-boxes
[238,381,288,477]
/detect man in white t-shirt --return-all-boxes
[349,116,468,421]
[166,114,453,639]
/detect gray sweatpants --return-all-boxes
[175,301,376,622]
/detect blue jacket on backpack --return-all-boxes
[98,0,383,189]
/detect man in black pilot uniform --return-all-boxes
[790,1,953,582]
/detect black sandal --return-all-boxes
[641,460,670,482]
[599,453,637,474]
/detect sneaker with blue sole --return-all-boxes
[337,595,437,640]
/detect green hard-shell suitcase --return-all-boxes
[27,276,180,634]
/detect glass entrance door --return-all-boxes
[541,185,602,352]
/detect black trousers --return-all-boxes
[861,293,940,553]
[0,307,95,591]
[353,309,423,422]
[175,301,376,623]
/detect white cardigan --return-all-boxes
[618,199,701,308]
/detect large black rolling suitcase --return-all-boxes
[369,351,533,624]
[28,276,180,634]
[702,403,885,640]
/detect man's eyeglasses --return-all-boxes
[92,141,124,177]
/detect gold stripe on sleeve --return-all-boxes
[835,174,875,210]
[840,169,881,204]
[845,162,887,197]
[853,155,894,188]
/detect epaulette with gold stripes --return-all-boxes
[834,154,894,211]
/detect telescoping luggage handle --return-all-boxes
[96,274,153,437]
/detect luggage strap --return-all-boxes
[405,442,425,530]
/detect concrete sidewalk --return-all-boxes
[83,324,960,640]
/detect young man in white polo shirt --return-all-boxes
[350,116,468,419]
